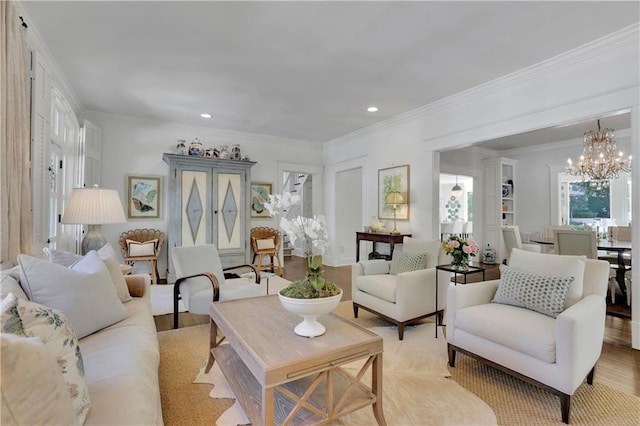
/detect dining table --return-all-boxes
[530,237,632,301]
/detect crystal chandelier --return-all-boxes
[566,119,632,185]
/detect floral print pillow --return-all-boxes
[1,293,91,424]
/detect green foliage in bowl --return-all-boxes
[279,280,342,299]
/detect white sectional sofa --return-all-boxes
[1,268,163,425]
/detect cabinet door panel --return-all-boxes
[181,170,208,246]
[217,172,242,250]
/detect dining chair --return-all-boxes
[451,221,464,237]
[440,222,454,241]
[462,221,473,239]
[553,229,598,259]
[501,226,541,264]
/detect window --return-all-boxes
[568,182,610,223]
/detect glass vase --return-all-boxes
[451,254,469,270]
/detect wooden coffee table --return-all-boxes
[206,295,386,425]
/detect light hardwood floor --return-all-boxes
[155,256,640,397]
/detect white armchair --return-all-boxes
[352,237,450,340]
[446,248,609,423]
[171,244,265,329]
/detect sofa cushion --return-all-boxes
[361,259,390,275]
[403,237,442,268]
[0,267,28,301]
[456,303,557,363]
[1,333,77,426]
[1,293,91,423]
[390,250,426,275]
[354,274,397,303]
[493,264,574,318]
[47,244,132,303]
[18,252,128,339]
[509,248,585,308]
[79,296,163,425]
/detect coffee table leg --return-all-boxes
[262,387,275,426]
[205,318,218,373]
[372,353,387,426]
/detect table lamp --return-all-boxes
[384,191,404,235]
[61,185,126,254]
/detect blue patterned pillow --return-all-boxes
[493,265,574,318]
[389,251,427,275]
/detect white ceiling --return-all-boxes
[20,1,639,144]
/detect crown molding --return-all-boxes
[325,23,640,147]
[82,109,318,148]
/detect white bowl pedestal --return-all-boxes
[278,291,343,338]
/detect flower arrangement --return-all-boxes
[442,235,479,269]
[264,192,341,298]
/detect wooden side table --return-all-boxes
[355,232,412,262]
[434,264,485,338]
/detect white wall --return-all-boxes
[85,111,323,278]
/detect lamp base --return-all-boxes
[81,225,107,254]
[390,229,401,235]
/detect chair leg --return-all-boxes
[275,254,284,277]
[173,283,181,329]
[447,344,456,367]
[609,276,616,304]
[560,394,571,424]
[149,260,157,284]
[587,366,595,385]
[353,303,359,318]
[398,322,405,340]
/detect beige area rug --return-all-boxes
[158,300,640,425]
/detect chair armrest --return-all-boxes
[175,272,220,302]
[556,295,606,391]
[124,274,151,298]
[223,264,261,284]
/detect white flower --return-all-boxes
[266,192,329,256]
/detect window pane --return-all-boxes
[569,181,610,224]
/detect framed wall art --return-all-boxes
[378,164,410,220]
[126,175,161,219]
[251,182,272,218]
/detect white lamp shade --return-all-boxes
[61,186,126,225]
[384,191,404,205]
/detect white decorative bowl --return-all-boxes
[278,290,343,338]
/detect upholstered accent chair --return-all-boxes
[447,248,610,423]
[171,244,264,329]
[501,225,541,264]
[352,237,450,340]
[119,229,164,284]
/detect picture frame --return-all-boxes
[126,175,161,219]
[250,182,272,218]
[378,165,410,220]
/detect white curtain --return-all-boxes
[1,0,32,262]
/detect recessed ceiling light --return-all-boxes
[367,106,378,112]
[200,113,212,119]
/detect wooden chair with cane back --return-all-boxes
[119,228,165,284]
[250,227,284,277]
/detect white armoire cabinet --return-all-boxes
[483,157,517,263]
[163,153,256,281]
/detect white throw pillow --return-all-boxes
[1,293,90,423]
[46,244,132,302]
[493,264,574,318]
[509,248,585,308]
[1,333,78,426]
[0,267,28,301]
[256,238,276,250]
[126,239,157,257]
[389,251,427,275]
[18,251,128,339]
